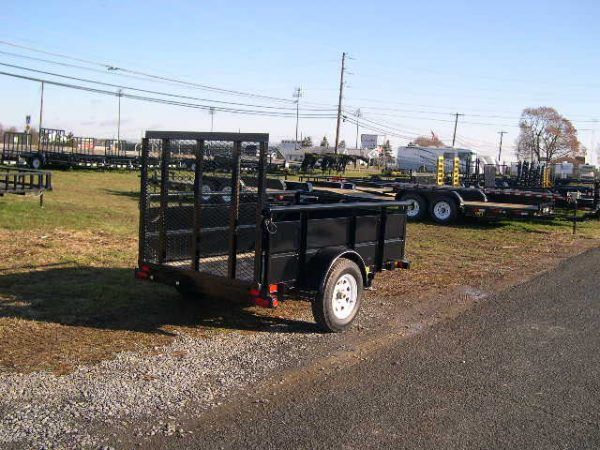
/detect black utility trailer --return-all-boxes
[136,132,410,332]
[0,165,52,205]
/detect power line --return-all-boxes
[0,61,337,113]
[0,70,338,119]
[0,39,299,104]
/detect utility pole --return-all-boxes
[209,107,215,132]
[293,87,302,148]
[38,81,44,139]
[497,131,507,164]
[117,89,122,145]
[355,108,361,149]
[451,112,464,147]
[334,52,346,154]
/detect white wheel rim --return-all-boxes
[407,200,420,217]
[221,186,231,203]
[201,184,211,202]
[433,201,452,220]
[331,273,358,320]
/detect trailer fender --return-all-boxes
[303,247,369,292]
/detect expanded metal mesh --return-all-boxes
[140,134,268,283]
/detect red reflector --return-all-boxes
[249,288,260,297]
[135,270,149,280]
[250,296,279,308]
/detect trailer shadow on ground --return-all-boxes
[432,216,572,232]
[0,266,318,336]
[103,189,140,200]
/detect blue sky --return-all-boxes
[0,0,599,161]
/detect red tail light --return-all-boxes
[135,265,151,280]
[249,285,279,308]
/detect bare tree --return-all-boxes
[411,132,446,147]
[516,107,583,162]
[301,136,313,147]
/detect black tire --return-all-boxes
[312,258,363,333]
[429,196,458,225]
[201,180,216,203]
[399,193,427,221]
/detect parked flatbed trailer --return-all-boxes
[306,179,554,225]
[136,132,411,332]
[391,183,554,224]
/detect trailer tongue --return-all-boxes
[136,132,410,332]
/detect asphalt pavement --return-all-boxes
[153,248,600,449]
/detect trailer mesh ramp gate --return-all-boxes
[140,132,269,283]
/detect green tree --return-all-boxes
[320,136,329,148]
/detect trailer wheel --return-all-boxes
[312,258,363,333]
[220,185,232,203]
[430,196,458,225]
[201,182,214,203]
[399,193,427,221]
[29,156,43,170]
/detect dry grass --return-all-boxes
[0,170,599,374]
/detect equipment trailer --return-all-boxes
[136,132,410,332]
[393,183,554,224]
[301,177,554,225]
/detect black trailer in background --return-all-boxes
[136,132,410,332]
[1,128,141,170]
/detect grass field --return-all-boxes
[0,170,599,374]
